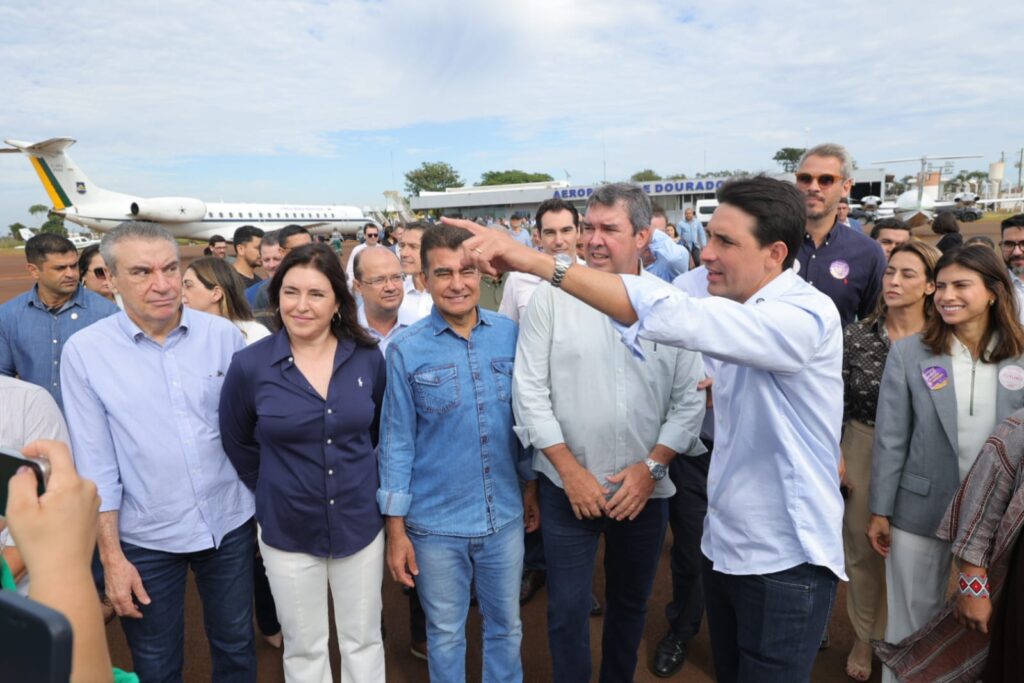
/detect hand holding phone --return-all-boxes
[4,441,100,577]
[0,447,50,517]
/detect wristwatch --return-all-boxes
[550,253,573,289]
[644,458,667,481]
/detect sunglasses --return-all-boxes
[794,173,843,188]
[91,266,108,280]
[365,232,379,238]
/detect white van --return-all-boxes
[694,199,719,226]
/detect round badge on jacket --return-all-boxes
[922,366,949,391]
[999,365,1024,391]
[829,259,850,280]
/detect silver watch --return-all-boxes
[550,253,573,288]
[644,458,667,481]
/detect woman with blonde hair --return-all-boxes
[840,240,941,681]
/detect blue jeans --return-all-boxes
[409,520,524,683]
[702,556,837,683]
[539,475,668,683]
[119,519,256,683]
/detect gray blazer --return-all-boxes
[870,333,1024,537]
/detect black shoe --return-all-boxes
[589,592,603,617]
[519,570,546,604]
[652,631,687,678]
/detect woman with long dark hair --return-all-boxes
[841,240,941,681]
[219,243,386,682]
[182,256,270,344]
[869,245,1024,683]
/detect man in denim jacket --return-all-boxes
[378,224,538,683]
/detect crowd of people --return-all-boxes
[1,141,1024,683]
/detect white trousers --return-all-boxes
[259,528,386,683]
[880,526,952,683]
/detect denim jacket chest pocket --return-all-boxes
[411,363,461,414]
[490,357,514,402]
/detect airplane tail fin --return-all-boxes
[19,227,36,240]
[1,137,108,210]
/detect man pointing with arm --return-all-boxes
[450,175,846,683]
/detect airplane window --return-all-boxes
[229,212,234,218]
[259,213,263,218]
[219,212,223,218]
[248,213,253,218]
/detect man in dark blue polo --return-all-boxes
[0,232,118,409]
[794,143,886,328]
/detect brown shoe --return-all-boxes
[519,570,546,604]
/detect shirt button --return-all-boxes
[54,360,59,365]
[327,408,333,414]
[488,496,493,502]
[329,499,335,505]
[811,255,816,259]
[52,339,58,344]
[484,467,490,474]
[328,469,334,476]
[288,356,294,362]
[326,438,332,445]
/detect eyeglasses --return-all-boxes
[365,232,379,239]
[1000,240,1024,253]
[91,266,108,280]
[360,274,404,287]
[794,173,843,188]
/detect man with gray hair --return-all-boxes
[513,182,707,682]
[794,143,886,327]
[61,222,257,682]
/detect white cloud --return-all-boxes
[0,0,1020,229]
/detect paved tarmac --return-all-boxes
[0,218,1008,681]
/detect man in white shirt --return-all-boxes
[452,175,845,683]
[499,198,580,324]
[397,222,433,325]
[512,183,706,682]
[353,247,407,354]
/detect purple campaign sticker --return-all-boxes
[830,259,850,279]
[922,366,949,391]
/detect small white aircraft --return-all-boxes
[15,227,101,249]
[1,137,376,241]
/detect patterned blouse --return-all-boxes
[842,316,890,425]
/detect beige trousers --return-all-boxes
[841,419,888,642]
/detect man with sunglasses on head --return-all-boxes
[794,143,887,328]
[998,213,1024,325]
[0,233,118,410]
[346,223,383,288]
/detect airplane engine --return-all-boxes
[130,197,207,222]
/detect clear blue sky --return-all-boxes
[1,0,1020,233]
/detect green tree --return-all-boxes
[630,169,662,182]
[477,170,554,186]
[772,147,806,173]
[9,222,27,240]
[28,203,66,235]
[404,162,463,196]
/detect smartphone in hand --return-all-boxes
[0,447,50,516]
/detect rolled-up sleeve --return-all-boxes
[60,339,122,512]
[512,285,566,450]
[377,344,416,516]
[218,352,260,491]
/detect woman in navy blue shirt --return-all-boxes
[220,243,386,683]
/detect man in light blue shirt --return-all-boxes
[451,175,846,683]
[643,206,690,282]
[677,206,707,252]
[61,222,256,683]
[0,233,118,409]
[509,211,534,248]
[379,225,537,683]
[353,246,407,354]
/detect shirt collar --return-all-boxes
[804,220,842,247]
[744,269,798,306]
[269,325,356,371]
[428,305,490,336]
[115,304,190,343]
[27,283,90,312]
[357,305,401,340]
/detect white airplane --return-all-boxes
[15,227,101,249]
[873,154,983,225]
[1,137,376,241]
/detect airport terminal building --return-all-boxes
[409,170,888,224]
